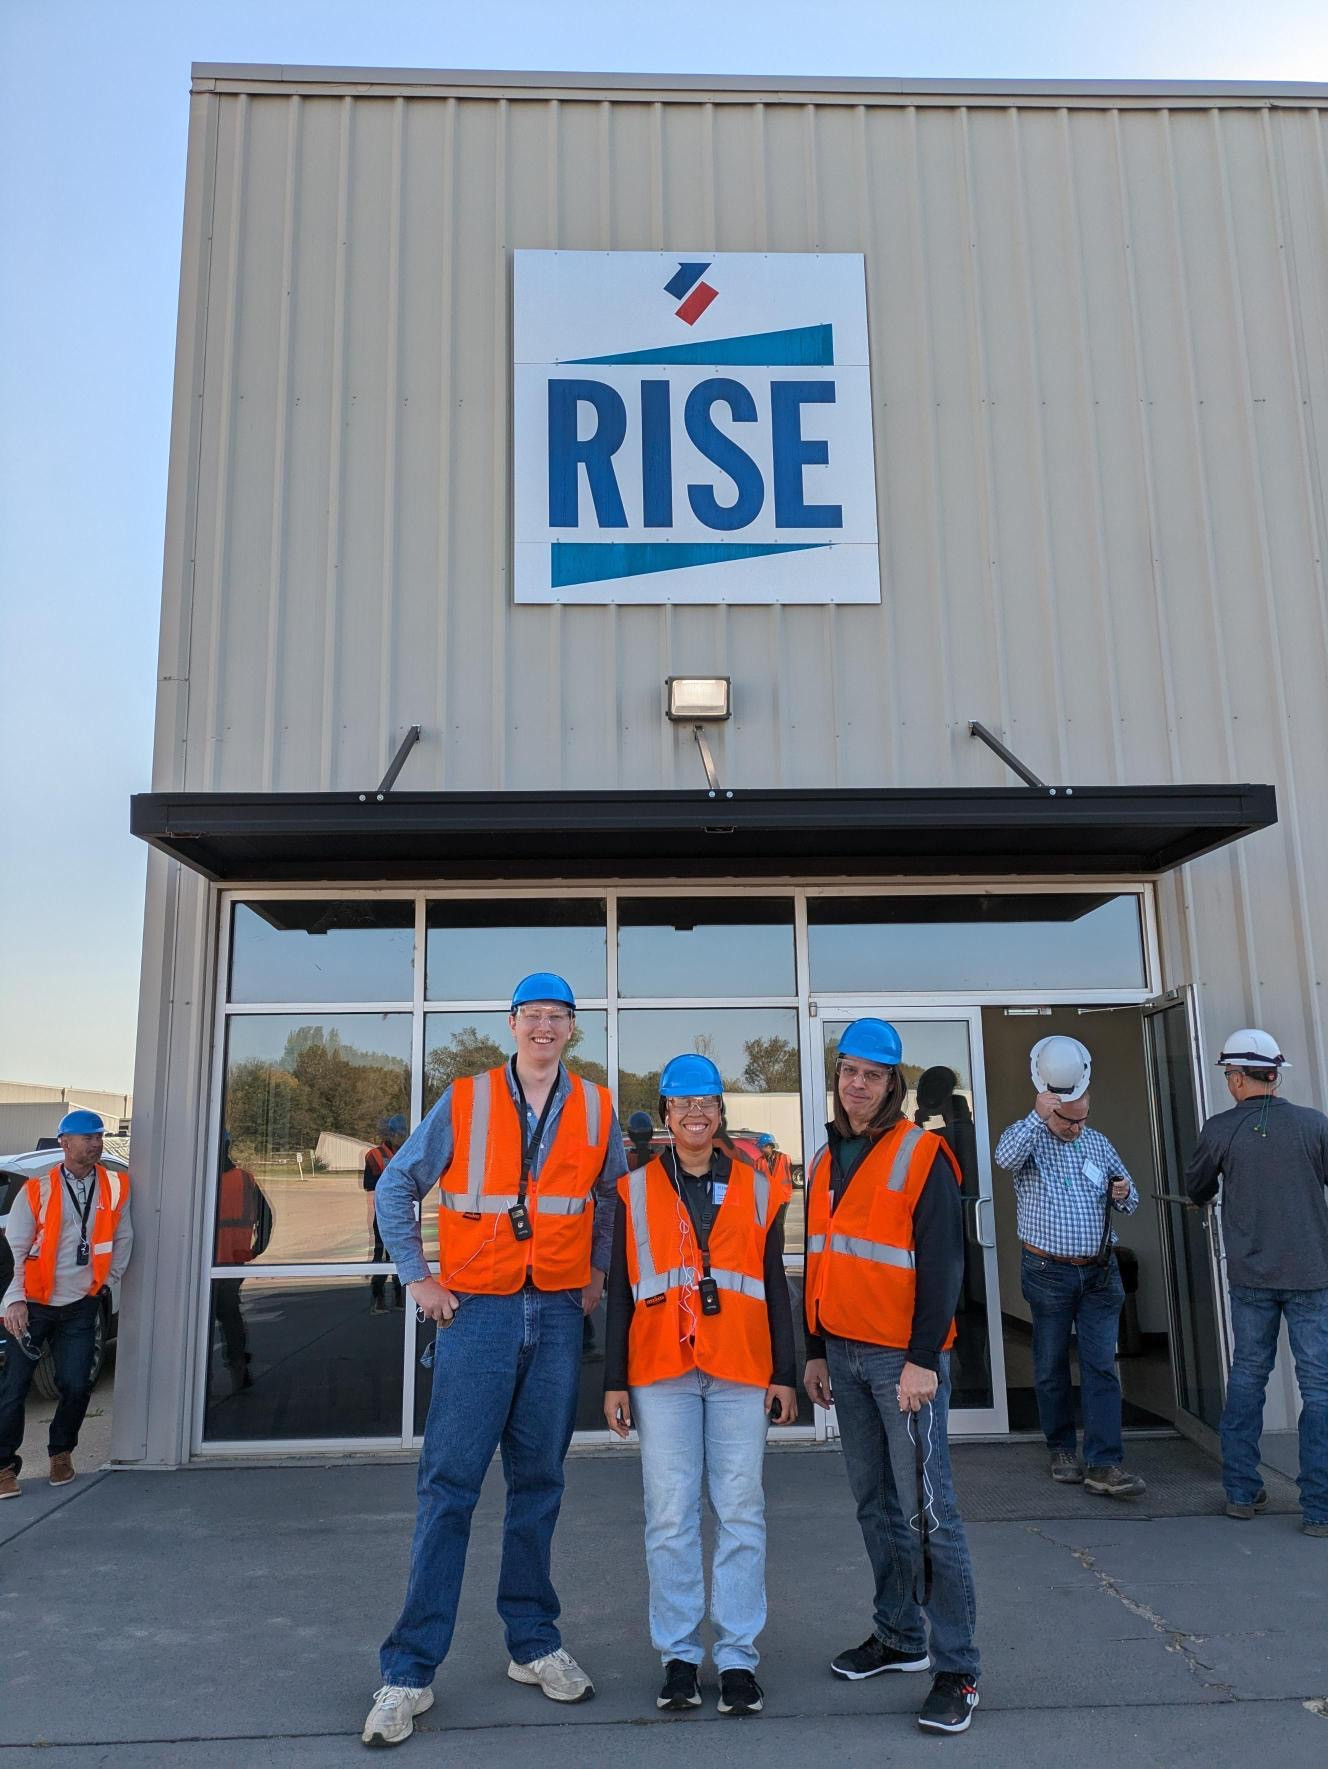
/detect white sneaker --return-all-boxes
[507,1646,595,1703]
[361,1683,434,1747]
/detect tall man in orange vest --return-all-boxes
[362,973,628,1750]
[802,1020,980,1737]
[1,1110,133,1498]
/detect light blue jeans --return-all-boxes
[1222,1284,1328,1523]
[630,1369,770,1672]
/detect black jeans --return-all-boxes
[0,1295,100,1476]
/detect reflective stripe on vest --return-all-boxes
[753,1168,771,1227]
[805,1232,914,1270]
[887,1126,923,1191]
[464,1069,494,1211]
[625,1166,768,1303]
[438,1191,588,1216]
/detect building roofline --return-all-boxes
[189,64,1328,107]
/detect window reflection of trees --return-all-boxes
[225,1024,409,1164]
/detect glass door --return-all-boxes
[1143,989,1229,1432]
[811,1007,1008,1434]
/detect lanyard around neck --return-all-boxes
[510,1061,559,1205]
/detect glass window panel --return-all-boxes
[807,893,1145,992]
[617,897,795,998]
[426,899,606,1002]
[821,1017,992,1411]
[228,901,414,1003]
[203,1276,403,1441]
[216,1014,411,1267]
[617,1005,805,1253]
[418,1011,608,1265]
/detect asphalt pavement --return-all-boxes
[0,1440,1325,1766]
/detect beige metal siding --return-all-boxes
[154,79,1328,1098]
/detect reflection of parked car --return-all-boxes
[0,1148,129,1401]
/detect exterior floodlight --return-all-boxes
[666,677,731,722]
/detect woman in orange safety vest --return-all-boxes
[802,1019,982,1738]
[604,1053,796,1719]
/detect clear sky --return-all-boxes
[1,0,1326,1094]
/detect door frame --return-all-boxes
[808,1002,1009,1436]
[1142,986,1232,1440]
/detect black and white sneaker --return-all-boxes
[656,1659,701,1710]
[716,1669,764,1715]
[831,1635,930,1680]
[917,1672,979,1734]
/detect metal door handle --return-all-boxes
[974,1196,997,1249]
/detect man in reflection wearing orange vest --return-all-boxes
[213,1131,272,1395]
[1,1110,133,1499]
[803,1020,980,1737]
[361,973,628,1750]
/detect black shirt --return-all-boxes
[604,1147,796,1389]
[804,1121,965,1374]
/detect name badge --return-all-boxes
[1081,1159,1105,1192]
[711,1182,728,1206]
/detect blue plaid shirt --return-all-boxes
[994,1111,1138,1257]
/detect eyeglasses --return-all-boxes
[666,1096,721,1112]
[514,1008,573,1026]
[1050,1108,1089,1128]
[836,1060,889,1086]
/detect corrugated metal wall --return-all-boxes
[158,75,1328,1090]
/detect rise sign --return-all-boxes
[513,251,880,604]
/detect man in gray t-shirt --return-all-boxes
[1185,1029,1328,1535]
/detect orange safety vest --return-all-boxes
[215,1165,263,1265]
[364,1143,391,1185]
[22,1164,130,1304]
[439,1065,613,1293]
[618,1152,791,1389]
[804,1123,960,1352]
[769,1151,794,1195]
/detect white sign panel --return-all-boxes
[513,251,880,604]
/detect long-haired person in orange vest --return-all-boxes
[362,974,628,1750]
[603,1053,797,1719]
[1,1110,132,1500]
[802,1020,981,1737]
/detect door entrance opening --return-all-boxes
[981,999,1227,1445]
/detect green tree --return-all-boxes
[740,1035,800,1092]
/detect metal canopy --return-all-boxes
[129,783,1276,884]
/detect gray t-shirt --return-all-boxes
[1185,1097,1328,1290]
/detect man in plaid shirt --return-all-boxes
[995,1049,1146,1498]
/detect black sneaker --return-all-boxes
[716,1669,764,1715]
[1084,1463,1146,1499]
[831,1635,930,1679]
[656,1659,701,1711]
[917,1672,979,1734]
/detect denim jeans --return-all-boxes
[1020,1248,1124,1467]
[1222,1284,1328,1523]
[630,1370,770,1672]
[379,1284,584,1687]
[0,1295,100,1476]
[826,1341,979,1680]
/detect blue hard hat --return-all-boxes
[836,1018,903,1068]
[381,1114,408,1139]
[58,1108,105,1136]
[659,1053,724,1097]
[626,1111,654,1138]
[510,972,576,1011]
[756,1132,776,1149]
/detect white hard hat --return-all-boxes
[1030,1035,1092,1101]
[1216,1028,1289,1070]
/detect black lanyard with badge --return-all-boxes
[509,1063,558,1243]
[63,1170,95,1266]
[673,1151,725,1316]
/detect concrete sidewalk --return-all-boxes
[1,1444,1325,1766]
